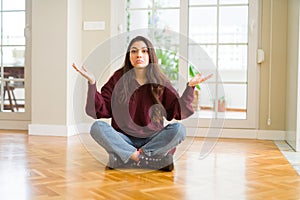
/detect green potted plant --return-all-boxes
[189,65,201,111]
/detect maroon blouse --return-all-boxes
[85,68,195,138]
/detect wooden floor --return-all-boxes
[0,130,300,200]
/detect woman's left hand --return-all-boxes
[188,73,213,87]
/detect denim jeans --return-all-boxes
[90,120,186,163]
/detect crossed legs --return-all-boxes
[90,120,186,167]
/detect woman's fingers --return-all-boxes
[72,63,96,84]
[72,63,89,75]
[189,73,213,86]
[72,63,79,71]
[81,65,88,72]
[202,73,213,82]
[197,73,213,82]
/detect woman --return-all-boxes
[73,36,211,171]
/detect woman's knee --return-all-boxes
[167,123,186,140]
[90,120,108,138]
[176,123,186,139]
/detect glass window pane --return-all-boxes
[153,31,179,47]
[219,0,248,5]
[3,12,25,45]
[217,84,247,119]
[154,0,180,8]
[218,45,247,82]
[3,0,25,10]
[127,0,152,9]
[189,0,217,5]
[219,6,248,43]
[4,66,24,78]
[2,79,25,112]
[2,46,25,67]
[189,7,217,43]
[188,45,216,83]
[0,79,3,94]
[128,10,151,30]
[199,83,216,117]
[153,9,179,33]
[0,2,27,113]
[157,49,178,81]
[2,67,25,112]
[219,68,247,83]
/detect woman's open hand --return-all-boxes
[188,73,213,87]
[72,63,96,85]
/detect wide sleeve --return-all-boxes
[85,74,117,119]
[162,82,195,121]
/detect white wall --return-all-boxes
[31,0,68,125]
[29,0,83,136]
[286,0,300,151]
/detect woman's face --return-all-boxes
[129,41,149,69]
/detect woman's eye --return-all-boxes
[130,50,136,53]
[142,49,148,53]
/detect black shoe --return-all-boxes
[137,153,174,171]
[106,153,122,169]
[159,154,174,172]
[159,162,174,172]
[106,153,135,169]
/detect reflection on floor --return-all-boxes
[274,140,300,175]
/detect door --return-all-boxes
[0,0,31,128]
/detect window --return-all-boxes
[0,0,31,124]
[117,0,259,128]
[188,1,249,120]
[0,0,26,113]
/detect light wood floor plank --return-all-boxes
[0,131,300,200]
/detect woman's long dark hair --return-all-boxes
[120,36,168,123]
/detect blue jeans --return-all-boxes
[90,120,186,163]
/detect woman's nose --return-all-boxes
[137,51,142,57]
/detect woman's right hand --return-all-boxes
[72,63,96,85]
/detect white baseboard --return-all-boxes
[28,122,286,140]
[28,123,91,137]
[256,130,286,140]
[186,127,285,140]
